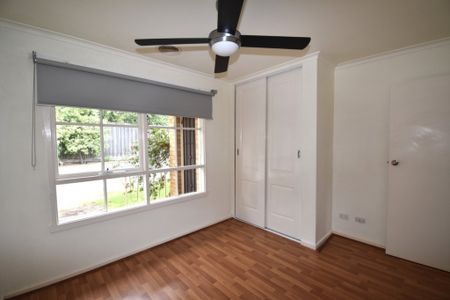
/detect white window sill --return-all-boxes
[50,191,208,233]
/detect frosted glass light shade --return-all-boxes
[211,41,239,57]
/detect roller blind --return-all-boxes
[34,54,215,119]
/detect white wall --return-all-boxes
[297,56,318,247]
[332,39,450,247]
[315,57,334,243]
[0,21,234,298]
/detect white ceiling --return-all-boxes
[1,0,449,79]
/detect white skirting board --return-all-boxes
[315,231,333,249]
[332,230,385,249]
[299,232,332,250]
[234,217,385,251]
[4,216,232,299]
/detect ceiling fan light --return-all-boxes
[212,41,239,57]
[209,30,241,57]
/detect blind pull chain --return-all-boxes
[31,51,37,169]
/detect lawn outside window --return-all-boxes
[52,106,206,226]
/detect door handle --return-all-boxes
[297,150,301,159]
[391,160,399,166]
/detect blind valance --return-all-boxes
[34,53,215,119]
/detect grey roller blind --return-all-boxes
[34,54,215,119]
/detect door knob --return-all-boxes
[391,160,399,166]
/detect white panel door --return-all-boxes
[386,75,450,272]
[266,68,302,239]
[235,79,266,227]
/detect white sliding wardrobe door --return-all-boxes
[386,75,450,272]
[235,79,266,227]
[266,68,302,239]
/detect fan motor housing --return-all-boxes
[209,30,241,48]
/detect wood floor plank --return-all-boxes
[11,219,450,300]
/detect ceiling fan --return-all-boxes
[135,0,311,73]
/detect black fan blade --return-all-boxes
[214,55,230,73]
[217,0,244,34]
[240,35,311,50]
[135,38,209,46]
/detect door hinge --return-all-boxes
[297,150,301,158]
[236,148,240,156]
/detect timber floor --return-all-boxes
[11,219,450,299]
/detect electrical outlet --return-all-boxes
[355,217,366,224]
[339,213,349,221]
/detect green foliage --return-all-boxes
[147,114,170,126]
[56,107,99,123]
[57,126,100,162]
[107,190,145,209]
[149,176,171,200]
[56,107,101,162]
[56,108,139,163]
[130,115,171,198]
[146,115,171,198]
[103,110,137,124]
[148,128,170,169]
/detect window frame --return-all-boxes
[48,106,207,231]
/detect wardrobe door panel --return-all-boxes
[235,79,266,227]
[267,68,302,239]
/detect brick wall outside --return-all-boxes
[168,116,179,197]
[168,117,202,196]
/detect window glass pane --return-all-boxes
[57,180,105,224]
[147,128,175,170]
[149,171,177,202]
[180,117,196,129]
[56,125,101,175]
[176,168,205,196]
[102,110,138,125]
[106,176,145,211]
[147,116,204,168]
[55,107,100,124]
[174,128,204,166]
[104,126,140,171]
[178,117,203,129]
[147,114,174,127]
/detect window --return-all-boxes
[53,106,205,225]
